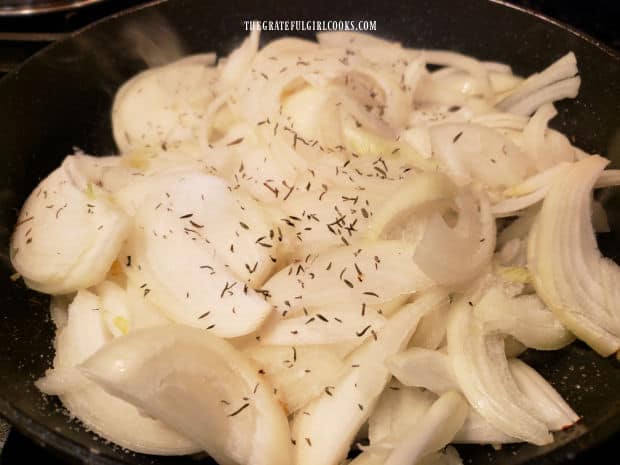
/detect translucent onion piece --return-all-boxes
[368,381,435,447]
[423,50,491,96]
[275,185,380,258]
[94,280,132,338]
[509,359,579,430]
[497,53,577,112]
[414,191,496,286]
[10,156,130,295]
[124,173,274,337]
[447,297,552,445]
[471,112,528,131]
[408,299,450,350]
[256,307,387,346]
[474,285,574,350]
[36,291,199,455]
[429,123,528,188]
[453,410,518,444]
[246,345,347,414]
[292,291,447,465]
[264,241,433,316]
[282,85,333,143]
[366,172,456,240]
[384,391,469,465]
[521,103,574,171]
[387,348,459,394]
[595,169,620,188]
[81,325,291,465]
[389,346,575,439]
[492,163,572,217]
[527,155,620,356]
[505,76,581,117]
[125,277,174,329]
[217,29,259,92]
[112,57,218,153]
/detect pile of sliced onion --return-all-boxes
[10,29,620,465]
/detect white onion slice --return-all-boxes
[36,291,199,455]
[414,191,496,286]
[10,156,130,295]
[257,307,387,346]
[124,172,274,337]
[246,345,346,414]
[292,291,447,465]
[497,52,577,112]
[509,359,579,430]
[429,123,528,188]
[217,29,260,92]
[505,76,581,116]
[387,348,459,394]
[264,241,434,317]
[447,297,552,445]
[473,285,573,350]
[81,325,291,465]
[527,155,620,356]
[384,391,469,465]
[368,381,436,447]
[112,57,218,153]
[366,172,456,240]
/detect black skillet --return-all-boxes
[0,0,619,464]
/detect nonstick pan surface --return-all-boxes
[0,0,619,463]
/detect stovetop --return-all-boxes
[0,1,618,464]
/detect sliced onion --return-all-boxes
[274,185,380,259]
[264,241,434,317]
[453,410,518,444]
[291,290,447,465]
[429,123,529,188]
[413,191,496,286]
[527,155,620,356]
[125,277,174,329]
[124,173,274,337]
[36,291,199,455]
[504,76,581,116]
[384,391,469,465]
[423,50,491,96]
[509,359,579,430]
[217,29,260,92]
[595,169,620,188]
[368,381,435,447]
[521,103,576,171]
[256,306,387,346]
[474,285,574,350]
[387,348,459,394]
[112,57,218,153]
[492,162,572,217]
[80,325,291,465]
[246,345,347,414]
[497,52,577,112]
[408,299,450,350]
[10,156,130,295]
[471,112,528,131]
[366,172,456,240]
[94,280,132,338]
[447,297,552,445]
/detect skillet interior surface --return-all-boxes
[0,0,619,463]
